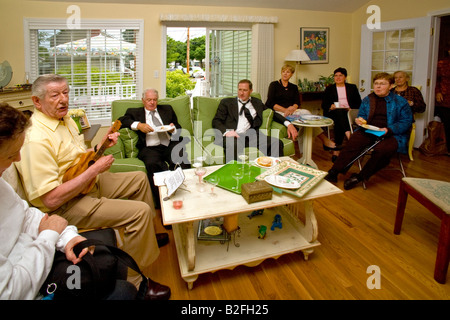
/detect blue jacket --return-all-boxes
[358,92,413,154]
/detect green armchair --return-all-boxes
[192,93,295,165]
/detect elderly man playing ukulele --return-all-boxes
[15,74,170,300]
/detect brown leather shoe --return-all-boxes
[144,278,171,300]
[156,233,169,247]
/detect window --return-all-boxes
[371,29,415,88]
[25,19,143,125]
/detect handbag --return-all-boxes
[419,121,448,156]
[40,238,149,300]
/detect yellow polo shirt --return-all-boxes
[15,109,87,212]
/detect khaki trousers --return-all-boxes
[54,171,159,270]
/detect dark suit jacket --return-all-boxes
[212,97,288,138]
[321,83,362,117]
[119,104,181,150]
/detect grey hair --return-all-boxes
[142,88,159,99]
[32,74,69,99]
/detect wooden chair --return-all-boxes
[394,177,450,284]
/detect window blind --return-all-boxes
[25,19,143,125]
[209,30,251,97]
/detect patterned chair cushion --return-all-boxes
[403,177,450,214]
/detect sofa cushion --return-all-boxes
[118,128,140,158]
[158,95,193,136]
[192,93,269,140]
[111,99,143,121]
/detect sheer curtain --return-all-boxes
[251,23,274,102]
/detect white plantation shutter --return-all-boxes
[25,19,143,125]
[209,29,252,97]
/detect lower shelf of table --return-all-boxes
[172,205,320,289]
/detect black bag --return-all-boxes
[40,238,148,300]
[419,121,448,156]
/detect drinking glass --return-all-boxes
[208,175,220,197]
[231,167,244,190]
[192,156,206,182]
[238,153,249,165]
[172,196,184,209]
[195,165,207,192]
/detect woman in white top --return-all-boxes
[0,103,90,299]
[321,67,362,161]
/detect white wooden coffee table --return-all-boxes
[159,160,342,289]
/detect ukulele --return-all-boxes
[63,120,122,194]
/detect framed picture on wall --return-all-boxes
[79,114,91,129]
[300,27,329,64]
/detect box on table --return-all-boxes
[241,180,273,204]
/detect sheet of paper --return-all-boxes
[153,170,172,186]
[165,167,185,197]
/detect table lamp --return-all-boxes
[285,49,311,85]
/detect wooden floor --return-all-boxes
[145,139,450,300]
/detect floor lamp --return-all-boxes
[284,49,311,86]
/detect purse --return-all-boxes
[40,238,148,300]
[419,121,448,156]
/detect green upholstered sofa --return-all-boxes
[105,94,295,170]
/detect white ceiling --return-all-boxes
[42,0,372,13]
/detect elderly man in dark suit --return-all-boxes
[119,88,190,209]
[212,79,298,162]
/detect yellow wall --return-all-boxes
[1,0,355,91]
[1,0,449,91]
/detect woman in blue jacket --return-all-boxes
[324,72,413,190]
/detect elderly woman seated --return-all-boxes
[324,72,413,190]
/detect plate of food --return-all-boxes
[264,175,301,189]
[154,125,175,132]
[254,156,281,168]
[300,114,323,121]
[361,124,382,131]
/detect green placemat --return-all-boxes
[204,161,264,194]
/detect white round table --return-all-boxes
[292,117,334,169]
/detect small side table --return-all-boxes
[81,124,101,148]
[292,118,333,169]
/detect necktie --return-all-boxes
[239,100,254,127]
[150,110,170,146]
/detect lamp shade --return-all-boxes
[285,49,311,62]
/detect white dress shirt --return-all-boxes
[0,178,79,299]
[131,109,175,147]
[235,99,257,134]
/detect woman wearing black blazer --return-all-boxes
[321,67,362,160]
